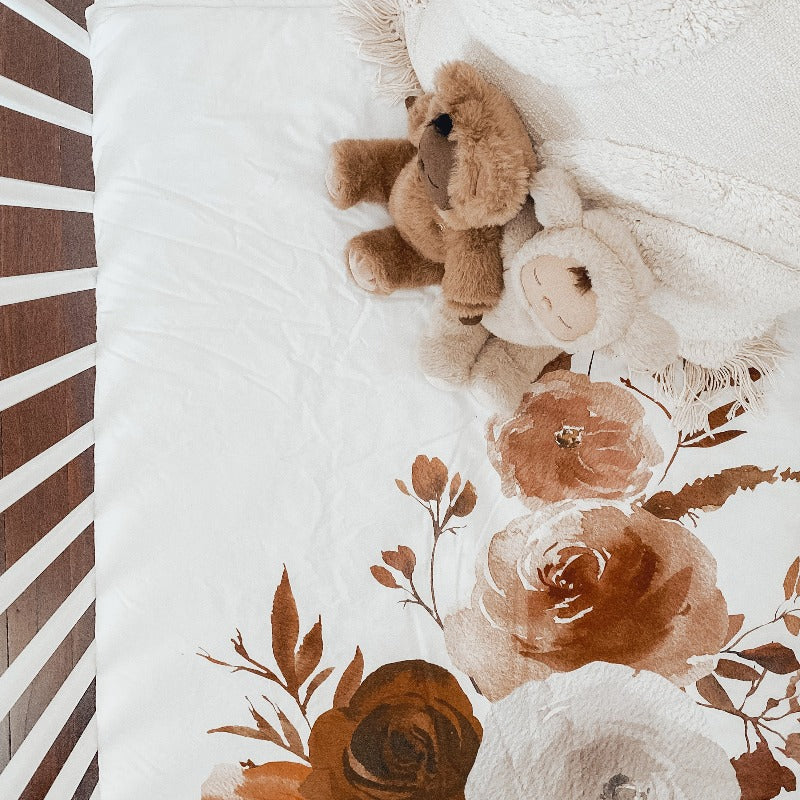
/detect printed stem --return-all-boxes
[620,377,672,420]
[406,577,442,630]
[429,533,442,627]
[764,708,800,722]
[758,722,788,745]
[659,435,682,484]
[724,610,789,652]
[740,669,768,710]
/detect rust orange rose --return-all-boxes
[488,370,662,508]
[300,660,482,800]
[443,502,728,701]
[202,761,310,800]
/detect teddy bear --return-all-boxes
[419,167,679,413]
[325,60,537,323]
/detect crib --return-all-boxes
[1,2,799,799]
[0,2,97,798]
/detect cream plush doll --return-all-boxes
[420,168,678,413]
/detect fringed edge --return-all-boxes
[652,331,786,433]
[336,0,424,103]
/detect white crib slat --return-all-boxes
[0,344,96,412]
[0,643,95,800]
[0,495,93,615]
[0,177,93,212]
[0,267,97,305]
[0,74,92,134]
[0,421,94,513]
[0,569,94,723]
[1,0,90,56]
[42,713,98,800]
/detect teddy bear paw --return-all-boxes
[346,245,384,294]
[325,155,344,204]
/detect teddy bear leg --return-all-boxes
[470,341,563,415]
[326,139,416,209]
[346,227,444,295]
[419,303,491,388]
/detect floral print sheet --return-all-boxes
[200,349,800,800]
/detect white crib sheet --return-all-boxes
[89,2,800,799]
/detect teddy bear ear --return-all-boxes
[616,307,680,373]
[529,168,583,229]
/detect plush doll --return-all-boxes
[325,61,537,323]
[420,168,679,413]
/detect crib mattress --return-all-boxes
[88,1,800,798]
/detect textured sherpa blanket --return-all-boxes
[341,0,800,428]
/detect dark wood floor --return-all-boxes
[0,2,98,797]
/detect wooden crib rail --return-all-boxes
[0,0,97,798]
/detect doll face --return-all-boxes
[520,255,597,342]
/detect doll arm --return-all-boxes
[441,226,504,320]
[326,139,416,209]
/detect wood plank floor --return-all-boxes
[0,2,97,797]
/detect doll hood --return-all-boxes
[500,168,678,372]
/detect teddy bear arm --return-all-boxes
[441,226,504,317]
[327,139,416,209]
[347,226,444,294]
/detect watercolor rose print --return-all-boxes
[201,369,800,800]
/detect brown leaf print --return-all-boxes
[705,400,748,433]
[782,733,800,763]
[272,567,300,692]
[207,725,283,744]
[785,615,800,636]
[450,480,477,517]
[267,700,305,759]
[785,557,800,600]
[683,429,747,448]
[643,466,800,522]
[370,565,400,589]
[488,371,662,509]
[449,472,461,501]
[295,618,324,688]
[301,660,481,800]
[247,702,283,742]
[737,643,800,675]
[443,503,728,700]
[715,658,761,682]
[696,673,736,713]
[540,350,572,377]
[395,478,411,496]
[727,614,746,644]
[302,667,335,711]
[381,546,416,579]
[411,455,448,502]
[333,647,364,709]
[731,741,797,800]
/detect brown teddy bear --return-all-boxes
[325,61,537,323]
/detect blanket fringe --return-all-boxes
[336,0,424,103]
[653,332,786,433]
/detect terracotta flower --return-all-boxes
[300,660,482,800]
[443,502,728,700]
[202,761,310,800]
[465,663,740,800]
[488,370,662,508]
